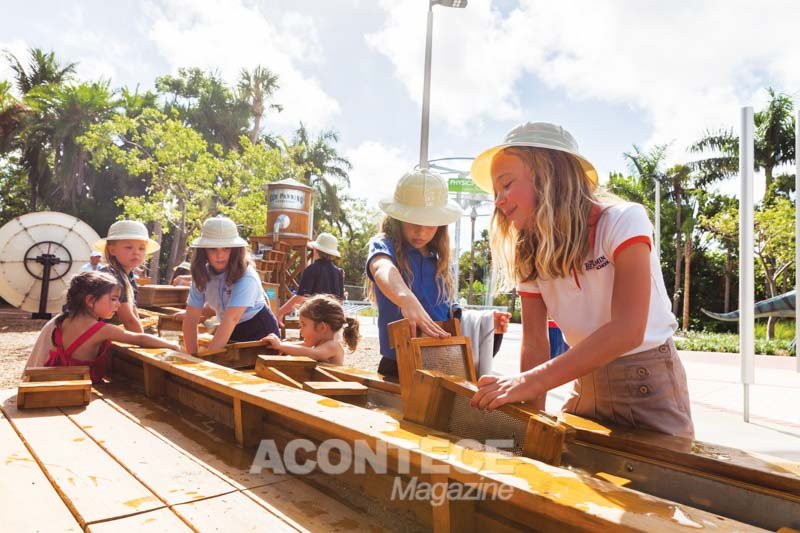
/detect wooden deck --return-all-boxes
[0,385,385,532]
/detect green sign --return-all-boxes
[448,177,487,195]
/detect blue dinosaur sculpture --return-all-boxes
[701,290,796,321]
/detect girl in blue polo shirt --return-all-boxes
[182,216,279,354]
[366,170,464,378]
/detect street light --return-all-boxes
[419,0,468,169]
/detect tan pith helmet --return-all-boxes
[470,122,598,194]
[379,169,464,226]
[94,220,160,255]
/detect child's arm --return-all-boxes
[262,334,339,363]
[204,306,247,352]
[117,301,144,333]
[181,305,205,354]
[368,256,449,338]
[277,294,306,326]
[473,243,652,411]
[102,324,181,351]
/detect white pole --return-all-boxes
[796,110,800,372]
[419,3,434,170]
[454,191,462,297]
[654,178,661,263]
[740,106,755,422]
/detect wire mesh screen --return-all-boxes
[447,395,528,454]
[419,343,469,378]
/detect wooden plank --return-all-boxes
[319,364,402,394]
[96,382,284,490]
[0,408,82,532]
[0,391,162,527]
[17,379,92,409]
[257,366,304,389]
[234,398,265,448]
[23,366,90,381]
[430,474,477,533]
[560,413,800,497]
[63,394,237,506]
[302,381,368,396]
[258,355,318,368]
[86,507,191,532]
[143,364,166,398]
[171,491,299,531]
[246,478,385,532]
[109,346,761,531]
[18,380,92,392]
[403,371,455,431]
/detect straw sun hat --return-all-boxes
[190,216,248,248]
[308,233,341,258]
[94,220,160,255]
[470,122,599,194]
[379,169,464,226]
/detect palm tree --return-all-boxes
[26,81,114,206]
[288,124,352,233]
[3,48,77,210]
[237,66,282,143]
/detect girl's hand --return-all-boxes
[470,373,541,411]
[493,310,511,334]
[399,296,449,338]
[167,341,181,352]
[262,334,282,350]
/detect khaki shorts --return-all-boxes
[562,339,695,439]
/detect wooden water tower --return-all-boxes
[265,178,314,246]
[250,178,315,308]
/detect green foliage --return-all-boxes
[674,330,794,356]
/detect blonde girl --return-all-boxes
[95,220,160,332]
[182,216,279,354]
[469,122,693,438]
[263,295,359,365]
[366,170,463,378]
[25,271,180,384]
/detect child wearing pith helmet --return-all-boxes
[182,216,280,354]
[469,122,693,438]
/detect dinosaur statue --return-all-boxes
[701,290,796,321]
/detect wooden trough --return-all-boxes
[17,366,92,409]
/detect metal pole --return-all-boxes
[454,191,462,297]
[796,110,800,372]
[739,106,755,422]
[419,2,434,170]
[654,178,661,263]
[468,206,477,304]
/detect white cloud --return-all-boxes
[345,140,412,208]
[368,0,800,162]
[145,0,340,132]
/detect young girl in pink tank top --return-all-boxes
[25,271,180,384]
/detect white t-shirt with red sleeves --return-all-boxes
[517,202,677,356]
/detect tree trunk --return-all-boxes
[672,185,683,316]
[724,252,732,313]
[150,221,162,284]
[250,113,261,143]
[681,235,692,331]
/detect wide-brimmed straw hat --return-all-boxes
[307,233,341,258]
[94,220,160,255]
[173,261,191,271]
[190,216,248,248]
[379,170,464,226]
[470,122,598,194]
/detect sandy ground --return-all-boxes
[0,306,381,389]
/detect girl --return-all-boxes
[366,170,464,378]
[24,271,180,384]
[263,294,359,365]
[182,215,280,354]
[469,122,694,438]
[276,232,345,325]
[95,220,160,332]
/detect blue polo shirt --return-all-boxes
[366,235,450,359]
[187,265,266,322]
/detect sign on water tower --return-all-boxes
[268,188,306,211]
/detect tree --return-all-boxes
[287,124,352,234]
[156,68,250,153]
[237,66,282,143]
[3,48,77,210]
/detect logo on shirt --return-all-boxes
[585,255,610,271]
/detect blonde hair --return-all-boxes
[490,146,610,290]
[366,216,454,304]
[299,295,360,352]
[103,244,135,304]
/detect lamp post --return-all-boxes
[654,173,662,263]
[419,0,468,169]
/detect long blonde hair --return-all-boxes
[367,216,455,304]
[490,146,606,290]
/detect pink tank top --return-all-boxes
[45,321,110,384]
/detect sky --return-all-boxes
[2,0,799,251]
